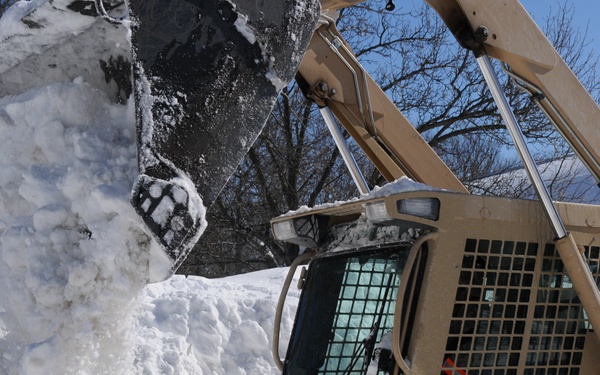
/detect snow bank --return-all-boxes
[0,77,299,374]
[0,79,154,374]
[135,268,300,375]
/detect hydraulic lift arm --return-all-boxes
[297,14,468,193]
[313,1,600,187]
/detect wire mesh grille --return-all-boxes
[442,240,600,375]
[524,244,600,375]
[320,254,402,374]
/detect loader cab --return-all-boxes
[271,181,600,375]
[283,236,426,375]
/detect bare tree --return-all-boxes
[179,86,359,277]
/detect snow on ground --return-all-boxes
[136,269,300,375]
[0,78,299,374]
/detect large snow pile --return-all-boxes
[0,79,149,374]
[0,77,299,374]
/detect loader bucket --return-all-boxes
[128,0,321,273]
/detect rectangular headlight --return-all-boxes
[396,198,440,221]
[272,216,324,248]
[272,219,297,241]
[365,201,391,223]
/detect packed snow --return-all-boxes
[135,269,300,375]
[0,76,300,375]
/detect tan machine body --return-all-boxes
[273,188,600,374]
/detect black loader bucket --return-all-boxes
[128,0,320,275]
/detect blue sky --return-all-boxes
[520,0,600,54]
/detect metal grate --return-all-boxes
[284,245,411,375]
[442,239,536,375]
[321,253,402,374]
[524,244,600,375]
[442,240,600,375]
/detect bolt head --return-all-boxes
[477,26,489,40]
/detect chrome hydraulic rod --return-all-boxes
[320,107,370,194]
[501,63,600,186]
[477,54,600,340]
[476,55,566,238]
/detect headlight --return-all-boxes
[272,216,324,248]
[272,219,297,241]
[365,201,391,223]
[396,198,440,221]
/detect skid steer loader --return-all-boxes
[1,0,599,374]
[266,1,600,374]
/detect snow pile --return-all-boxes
[135,268,300,374]
[0,77,299,374]
[0,79,155,374]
